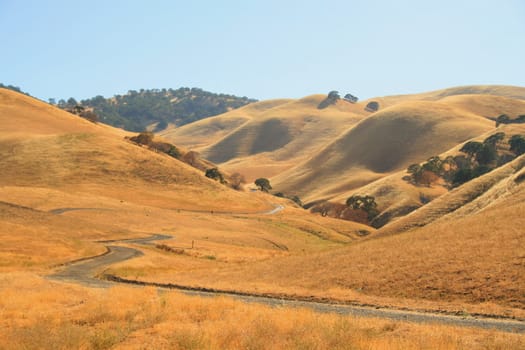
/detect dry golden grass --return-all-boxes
[158,85,525,204]
[273,99,495,202]
[1,273,523,350]
[2,87,525,347]
[110,191,525,319]
[162,95,368,181]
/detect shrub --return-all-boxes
[205,168,226,184]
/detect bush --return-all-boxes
[205,168,226,184]
[129,132,154,146]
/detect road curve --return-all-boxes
[48,234,525,334]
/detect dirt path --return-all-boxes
[48,234,525,334]
[48,203,284,216]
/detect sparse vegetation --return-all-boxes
[64,104,100,123]
[406,132,525,188]
[128,132,181,159]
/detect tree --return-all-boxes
[328,90,340,100]
[205,168,226,184]
[343,93,358,103]
[67,97,77,107]
[460,141,483,159]
[81,110,99,123]
[129,132,154,146]
[182,151,200,167]
[290,195,303,207]
[318,91,341,109]
[365,101,379,112]
[452,168,474,186]
[346,195,379,220]
[230,172,246,190]
[422,156,443,174]
[475,144,497,166]
[254,178,272,192]
[419,170,440,187]
[407,163,422,183]
[509,135,525,156]
[495,114,510,127]
[483,132,505,146]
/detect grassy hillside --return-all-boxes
[1,87,524,348]
[159,85,525,210]
[0,87,371,269]
[0,88,268,213]
[273,99,495,202]
[113,171,525,318]
[163,95,369,180]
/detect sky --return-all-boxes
[1,0,524,102]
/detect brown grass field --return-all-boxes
[1,87,525,348]
[2,273,523,349]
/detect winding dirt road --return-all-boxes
[48,234,525,334]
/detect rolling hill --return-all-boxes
[2,86,525,348]
[0,88,268,213]
[161,85,525,213]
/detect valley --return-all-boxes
[1,86,524,349]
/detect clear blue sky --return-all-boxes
[1,0,524,101]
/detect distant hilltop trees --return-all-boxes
[318,91,359,109]
[0,83,30,96]
[52,88,257,132]
[318,91,381,112]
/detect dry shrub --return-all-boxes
[156,243,185,255]
[0,274,524,349]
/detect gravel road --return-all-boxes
[48,234,525,334]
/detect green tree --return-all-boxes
[460,141,483,159]
[509,135,525,156]
[254,178,272,192]
[346,195,379,220]
[495,114,510,127]
[318,91,341,109]
[475,144,497,166]
[483,132,505,146]
[365,101,379,112]
[422,156,442,174]
[452,168,474,186]
[407,163,422,183]
[205,168,226,184]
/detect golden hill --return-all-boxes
[2,87,525,347]
[161,95,369,179]
[0,88,268,213]
[0,87,370,271]
[272,99,496,202]
[159,85,525,209]
[111,154,525,316]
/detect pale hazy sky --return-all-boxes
[1,0,524,101]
